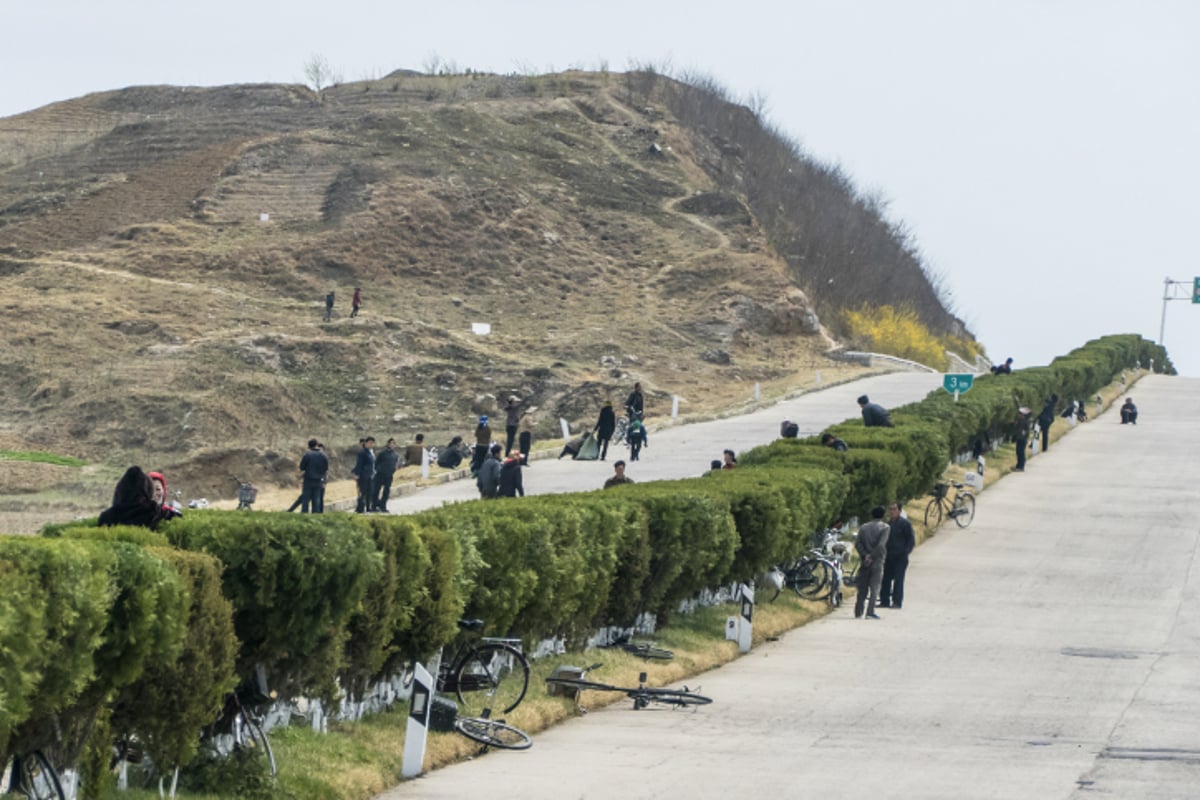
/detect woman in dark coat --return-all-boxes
[498,452,525,497]
[593,401,617,461]
[99,466,174,529]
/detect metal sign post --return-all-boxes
[943,373,974,401]
[725,584,754,653]
[402,664,434,778]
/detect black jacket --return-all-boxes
[299,448,329,482]
[499,457,524,497]
[885,515,915,557]
[375,447,400,477]
[595,406,616,438]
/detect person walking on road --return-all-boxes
[604,459,634,489]
[372,438,399,512]
[298,438,329,513]
[352,436,376,513]
[351,287,363,317]
[477,443,503,498]
[879,502,914,609]
[1013,406,1032,471]
[324,291,335,322]
[858,395,894,428]
[854,506,891,619]
[627,418,648,461]
[1037,394,1059,452]
[594,401,616,461]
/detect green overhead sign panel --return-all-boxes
[943,374,974,394]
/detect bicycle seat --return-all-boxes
[951,481,965,489]
[457,618,485,631]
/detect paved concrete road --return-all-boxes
[386,371,940,514]
[378,374,1200,799]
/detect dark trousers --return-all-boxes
[879,553,909,608]
[470,445,487,474]
[519,431,532,464]
[505,425,518,455]
[300,479,325,513]
[1014,435,1028,469]
[355,477,373,513]
[372,473,394,511]
[854,559,884,618]
[630,440,642,461]
[597,435,611,460]
[1041,423,1051,452]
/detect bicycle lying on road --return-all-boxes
[545,666,712,710]
[453,708,533,751]
[924,481,975,529]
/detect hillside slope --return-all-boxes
[0,71,954,511]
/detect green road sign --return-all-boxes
[1193,276,1200,304]
[943,374,974,394]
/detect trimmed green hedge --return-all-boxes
[1,333,1165,775]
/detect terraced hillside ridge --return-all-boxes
[0,70,968,518]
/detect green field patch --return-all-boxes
[0,450,88,467]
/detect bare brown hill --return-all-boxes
[0,71,964,522]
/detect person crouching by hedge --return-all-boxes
[99,466,176,529]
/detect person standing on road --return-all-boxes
[351,287,363,317]
[477,443,503,498]
[1037,394,1059,452]
[594,401,616,461]
[879,503,914,610]
[472,416,492,475]
[372,438,399,512]
[854,506,891,620]
[352,436,376,513]
[298,438,329,513]
[858,395,894,428]
[604,459,634,489]
[498,450,525,497]
[324,291,335,322]
[1013,407,1032,472]
[503,396,522,456]
[625,382,645,421]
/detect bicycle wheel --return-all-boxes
[620,643,674,661]
[952,493,976,528]
[240,715,277,778]
[792,559,833,600]
[455,642,530,717]
[924,497,943,529]
[16,752,65,800]
[454,717,533,750]
[633,688,713,709]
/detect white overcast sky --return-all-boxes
[5,1,1198,376]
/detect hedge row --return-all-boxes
[1,334,1164,776]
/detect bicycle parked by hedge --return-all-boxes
[406,619,531,719]
[924,481,975,529]
[3,751,65,800]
